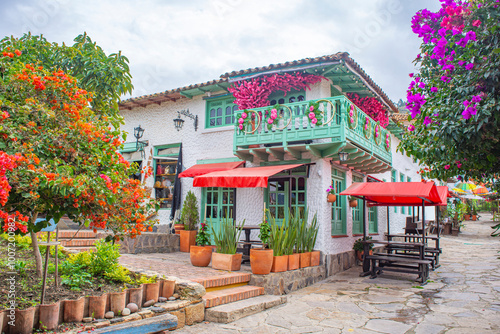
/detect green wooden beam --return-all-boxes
[250,149,269,162]
[285,147,302,160]
[321,143,345,158]
[266,148,285,161]
[180,91,193,99]
[234,151,253,162]
[306,144,322,158]
[216,84,229,91]
[342,88,370,93]
[343,154,370,165]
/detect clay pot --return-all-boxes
[160,280,176,298]
[464,214,471,220]
[288,253,300,271]
[63,297,85,323]
[127,286,143,307]
[250,248,274,275]
[299,252,311,268]
[211,252,242,271]
[349,200,358,207]
[38,301,60,330]
[9,307,35,334]
[472,215,477,221]
[310,250,321,266]
[108,291,126,315]
[327,194,336,203]
[174,223,184,235]
[190,245,212,267]
[271,255,289,273]
[88,294,107,320]
[356,250,373,261]
[180,230,197,252]
[144,282,160,303]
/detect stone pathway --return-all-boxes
[174,213,500,333]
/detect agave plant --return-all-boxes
[284,210,299,255]
[210,216,245,254]
[306,213,319,252]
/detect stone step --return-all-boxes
[58,230,98,239]
[93,313,177,334]
[205,295,287,324]
[203,285,264,308]
[190,272,251,289]
[59,238,97,247]
[64,246,97,253]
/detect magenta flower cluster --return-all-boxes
[308,105,318,125]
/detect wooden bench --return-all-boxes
[385,244,441,269]
[365,254,432,284]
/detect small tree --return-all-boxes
[180,191,199,231]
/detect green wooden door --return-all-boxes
[266,176,307,225]
[368,206,378,234]
[204,187,235,242]
[331,176,346,235]
[352,176,363,235]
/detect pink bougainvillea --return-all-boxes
[229,72,323,110]
[347,93,389,128]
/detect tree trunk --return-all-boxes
[29,212,43,277]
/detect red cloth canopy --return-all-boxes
[193,164,304,188]
[178,161,244,178]
[340,181,442,206]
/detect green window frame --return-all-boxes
[202,187,235,244]
[391,170,397,213]
[352,175,364,235]
[268,89,306,105]
[400,172,405,214]
[206,95,238,128]
[407,176,412,215]
[368,206,378,234]
[153,144,181,210]
[331,168,346,236]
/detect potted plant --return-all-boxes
[249,212,274,275]
[211,217,245,271]
[179,191,199,252]
[349,196,358,207]
[326,185,336,203]
[268,214,291,273]
[286,211,300,270]
[190,221,212,267]
[471,205,478,221]
[307,214,320,266]
[353,237,373,261]
[464,201,471,220]
[297,212,311,268]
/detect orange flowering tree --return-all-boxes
[0,45,158,276]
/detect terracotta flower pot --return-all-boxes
[174,223,184,234]
[63,297,85,323]
[299,252,311,268]
[271,255,289,273]
[127,286,143,307]
[211,252,242,271]
[190,245,212,267]
[349,200,358,207]
[38,302,60,330]
[464,214,470,220]
[108,291,126,315]
[9,307,35,334]
[327,194,336,203]
[310,250,320,266]
[144,282,160,303]
[356,250,373,261]
[88,294,107,319]
[160,280,176,298]
[180,230,197,252]
[472,215,477,221]
[288,253,300,271]
[250,248,274,275]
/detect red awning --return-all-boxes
[193,164,304,188]
[433,186,450,206]
[178,161,244,178]
[340,181,442,206]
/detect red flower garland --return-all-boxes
[347,93,389,128]
[229,73,323,110]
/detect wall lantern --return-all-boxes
[338,150,349,162]
[173,109,198,132]
[134,125,148,158]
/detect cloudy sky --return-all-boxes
[1,0,440,103]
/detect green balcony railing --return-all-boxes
[233,95,392,163]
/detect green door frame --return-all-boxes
[201,187,236,242]
[331,169,346,236]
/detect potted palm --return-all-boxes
[190,221,212,267]
[250,212,274,275]
[179,191,199,252]
[353,237,373,261]
[211,217,245,271]
[326,185,336,203]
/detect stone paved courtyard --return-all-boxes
[171,213,500,333]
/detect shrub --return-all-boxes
[180,191,200,230]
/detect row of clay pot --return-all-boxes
[0,279,175,334]
[250,249,321,275]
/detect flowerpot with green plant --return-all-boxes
[471,205,478,221]
[296,211,312,268]
[179,191,199,252]
[190,221,212,267]
[348,196,358,207]
[307,214,320,266]
[353,237,373,261]
[285,210,300,270]
[268,212,293,273]
[211,217,245,271]
[250,212,274,275]
[326,185,336,203]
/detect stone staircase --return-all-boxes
[191,272,286,324]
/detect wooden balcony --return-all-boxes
[233,95,392,174]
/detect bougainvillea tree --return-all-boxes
[0,42,158,276]
[346,93,389,128]
[401,0,500,189]
[228,72,323,109]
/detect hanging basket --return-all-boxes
[349,200,358,207]
[327,194,337,203]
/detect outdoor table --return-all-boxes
[239,225,261,263]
